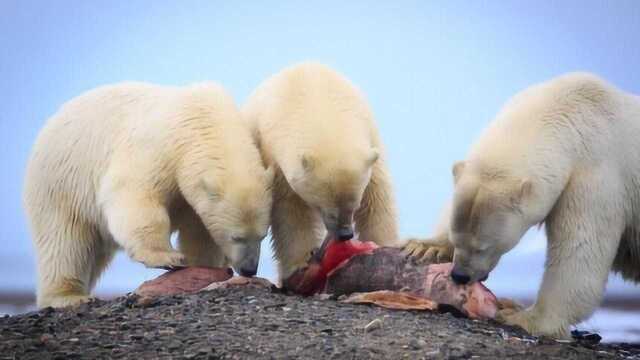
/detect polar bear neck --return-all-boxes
[172,107,265,197]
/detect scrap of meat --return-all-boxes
[285,239,499,319]
[203,276,275,291]
[135,267,233,297]
[342,290,437,311]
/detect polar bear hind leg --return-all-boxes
[35,216,109,308]
[612,228,640,283]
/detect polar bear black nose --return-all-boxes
[336,227,354,241]
[239,267,257,277]
[451,269,471,285]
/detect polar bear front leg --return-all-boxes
[499,176,624,339]
[498,231,619,339]
[403,201,454,263]
[271,181,324,281]
[355,161,400,246]
[404,233,454,263]
[103,190,185,269]
[176,208,228,268]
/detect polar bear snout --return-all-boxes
[221,239,261,278]
[233,248,260,277]
[450,266,488,284]
[238,264,258,277]
[336,226,355,241]
[320,207,356,241]
[450,268,471,285]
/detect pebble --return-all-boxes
[408,338,426,350]
[364,318,383,333]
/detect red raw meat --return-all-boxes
[135,267,233,297]
[282,238,378,295]
[284,238,499,319]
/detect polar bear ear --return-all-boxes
[301,154,316,173]
[518,178,533,200]
[452,161,466,184]
[511,178,533,206]
[366,148,379,167]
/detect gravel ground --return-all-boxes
[1,286,638,359]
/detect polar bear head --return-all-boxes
[288,148,379,240]
[448,161,539,284]
[196,166,274,276]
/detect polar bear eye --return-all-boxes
[471,241,493,253]
[232,236,245,243]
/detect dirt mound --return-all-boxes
[1,286,638,359]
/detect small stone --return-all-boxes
[408,339,424,350]
[364,318,383,333]
[158,328,175,336]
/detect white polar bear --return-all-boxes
[405,73,640,339]
[243,62,400,281]
[23,82,274,308]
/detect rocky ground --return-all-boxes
[1,285,639,359]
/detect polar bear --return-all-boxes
[405,72,640,339]
[24,82,274,308]
[243,62,399,281]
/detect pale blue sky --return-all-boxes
[1,1,639,300]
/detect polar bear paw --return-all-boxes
[40,294,94,309]
[497,307,571,340]
[404,238,454,263]
[131,248,186,270]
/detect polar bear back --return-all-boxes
[23,82,240,229]
[467,73,640,182]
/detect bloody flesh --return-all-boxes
[284,238,499,319]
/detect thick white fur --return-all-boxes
[24,82,273,308]
[406,73,640,338]
[243,62,399,280]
